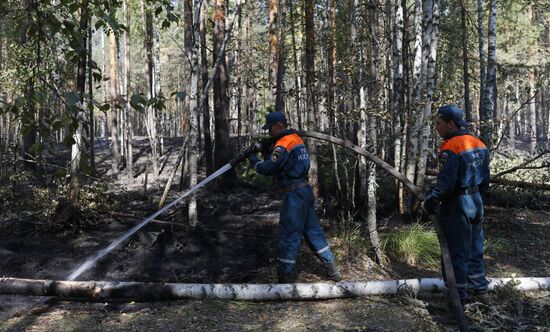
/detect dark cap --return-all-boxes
[261,111,287,130]
[437,105,468,128]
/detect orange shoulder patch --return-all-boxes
[275,133,304,151]
[441,135,486,154]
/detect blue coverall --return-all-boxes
[425,129,490,300]
[248,130,336,275]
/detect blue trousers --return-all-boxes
[440,192,489,300]
[277,185,335,274]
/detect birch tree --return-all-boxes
[481,0,497,145]
[304,0,319,196]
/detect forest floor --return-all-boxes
[1,137,549,331]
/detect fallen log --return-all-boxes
[1,277,548,301]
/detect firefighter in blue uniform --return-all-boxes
[247,112,341,283]
[423,105,491,304]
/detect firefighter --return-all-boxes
[246,112,341,283]
[422,105,491,305]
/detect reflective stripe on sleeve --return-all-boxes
[277,258,296,264]
[316,245,330,254]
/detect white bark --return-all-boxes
[405,0,423,186]
[187,0,201,227]
[416,0,440,192]
[1,277,548,301]
[481,0,497,144]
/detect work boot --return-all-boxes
[277,270,297,283]
[322,261,342,282]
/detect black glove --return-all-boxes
[421,198,438,215]
[230,142,262,166]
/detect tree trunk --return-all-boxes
[124,0,133,179]
[406,0,423,184]
[213,0,237,182]
[416,0,440,193]
[477,0,486,130]
[2,277,546,301]
[403,0,423,221]
[200,0,214,176]
[275,0,287,113]
[186,0,201,227]
[527,69,537,153]
[481,0,497,146]
[393,0,405,216]
[461,0,472,122]
[69,0,90,206]
[109,21,121,173]
[268,0,278,107]
[141,0,159,173]
[365,0,384,265]
[304,0,319,196]
[289,1,302,130]
[236,8,243,149]
[87,22,95,176]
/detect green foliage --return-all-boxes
[238,162,272,188]
[484,236,511,256]
[335,211,372,260]
[382,223,441,269]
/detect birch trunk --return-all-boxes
[393,0,405,216]
[527,69,537,153]
[2,277,546,301]
[416,0,440,193]
[69,0,89,205]
[124,0,133,179]
[366,0,384,265]
[200,1,214,175]
[140,0,158,173]
[186,0,201,227]
[405,0,423,189]
[481,0,497,145]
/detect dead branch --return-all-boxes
[492,150,549,179]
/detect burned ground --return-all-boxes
[1,137,549,331]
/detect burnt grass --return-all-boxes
[1,137,549,331]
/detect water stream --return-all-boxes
[67,163,233,281]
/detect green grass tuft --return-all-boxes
[382,223,441,269]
